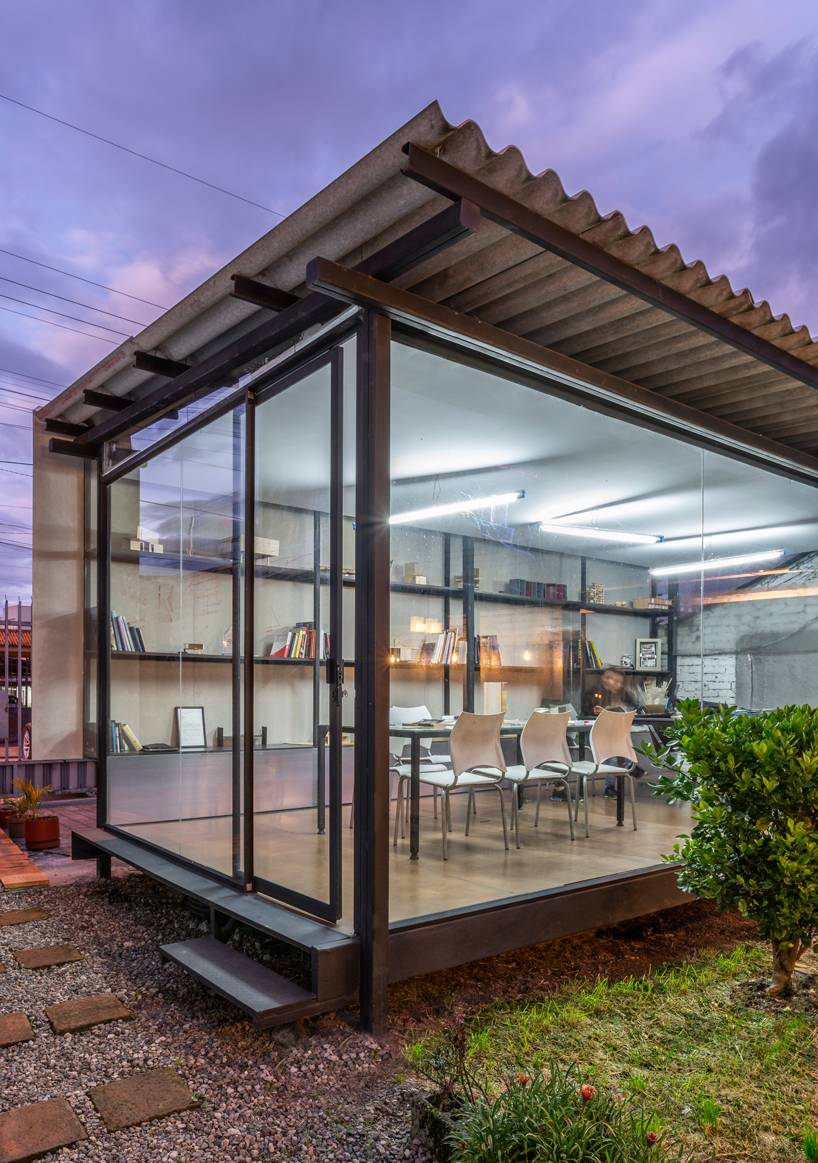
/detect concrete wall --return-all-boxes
[31,422,86,760]
[676,591,818,708]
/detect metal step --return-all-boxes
[72,828,358,1003]
[160,935,344,1029]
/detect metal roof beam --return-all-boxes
[400,142,818,398]
[230,276,300,313]
[304,254,818,481]
[83,389,134,412]
[75,200,479,450]
[133,351,190,378]
[44,417,92,438]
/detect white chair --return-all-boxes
[389,705,450,843]
[570,709,639,837]
[504,710,576,847]
[397,712,508,860]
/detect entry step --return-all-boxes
[161,936,326,1029]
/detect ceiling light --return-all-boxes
[650,550,785,577]
[390,491,524,525]
[538,522,662,544]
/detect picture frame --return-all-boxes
[175,705,207,751]
[635,638,662,671]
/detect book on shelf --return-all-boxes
[507,579,567,600]
[583,639,602,669]
[110,720,142,753]
[425,629,459,664]
[476,634,503,667]
[110,611,146,653]
[269,622,328,660]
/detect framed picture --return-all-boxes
[635,638,662,670]
[175,705,207,750]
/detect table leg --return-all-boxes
[410,735,420,860]
[616,774,625,827]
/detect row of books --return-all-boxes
[475,634,503,667]
[111,611,147,653]
[417,629,459,665]
[110,720,142,753]
[583,639,603,670]
[269,622,329,660]
[507,579,568,600]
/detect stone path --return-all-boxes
[0,832,47,891]
[0,907,199,1162]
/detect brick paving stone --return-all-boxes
[45,993,131,1035]
[13,945,83,970]
[0,1097,87,1162]
[0,1013,33,1047]
[87,1068,196,1131]
[0,909,49,926]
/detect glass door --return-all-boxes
[251,345,347,920]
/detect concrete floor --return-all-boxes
[118,788,692,931]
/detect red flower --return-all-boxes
[517,1074,531,1086]
[646,1131,658,1146]
[399,1016,411,1026]
[580,1085,597,1101]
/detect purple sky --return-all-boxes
[3,0,818,598]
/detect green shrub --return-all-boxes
[645,700,818,994]
[449,1062,682,1163]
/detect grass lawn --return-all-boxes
[410,946,817,1161]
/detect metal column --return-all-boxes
[354,311,391,1035]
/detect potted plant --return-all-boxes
[2,796,26,839]
[14,778,59,850]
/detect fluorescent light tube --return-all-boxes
[390,491,524,525]
[538,522,662,544]
[650,550,785,577]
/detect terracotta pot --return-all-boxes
[24,816,60,850]
[0,809,18,832]
[7,818,26,839]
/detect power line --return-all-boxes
[0,292,130,336]
[0,366,66,388]
[0,92,285,218]
[0,304,116,343]
[0,384,50,403]
[0,275,150,327]
[0,460,33,466]
[0,250,167,309]
[0,467,32,478]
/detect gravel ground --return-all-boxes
[0,875,434,1162]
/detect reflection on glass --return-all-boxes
[107,405,246,881]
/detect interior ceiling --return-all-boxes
[138,340,818,576]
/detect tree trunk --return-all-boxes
[768,938,803,996]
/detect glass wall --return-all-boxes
[387,338,709,919]
[106,403,246,882]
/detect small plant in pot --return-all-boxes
[14,778,59,850]
[2,795,26,839]
[0,798,20,833]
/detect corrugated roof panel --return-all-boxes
[41,102,818,461]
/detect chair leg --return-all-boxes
[534,782,542,827]
[556,779,575,840]
[583,783,589,838]
[447,792,453,833]
[628,776,637,831]
[513,787,521,849]
[465,788,473,836]
[442,792,448,860]
[495,786,509,851]
[433,785,438,820]
[393,777,404,847]
[574,777,581,822]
